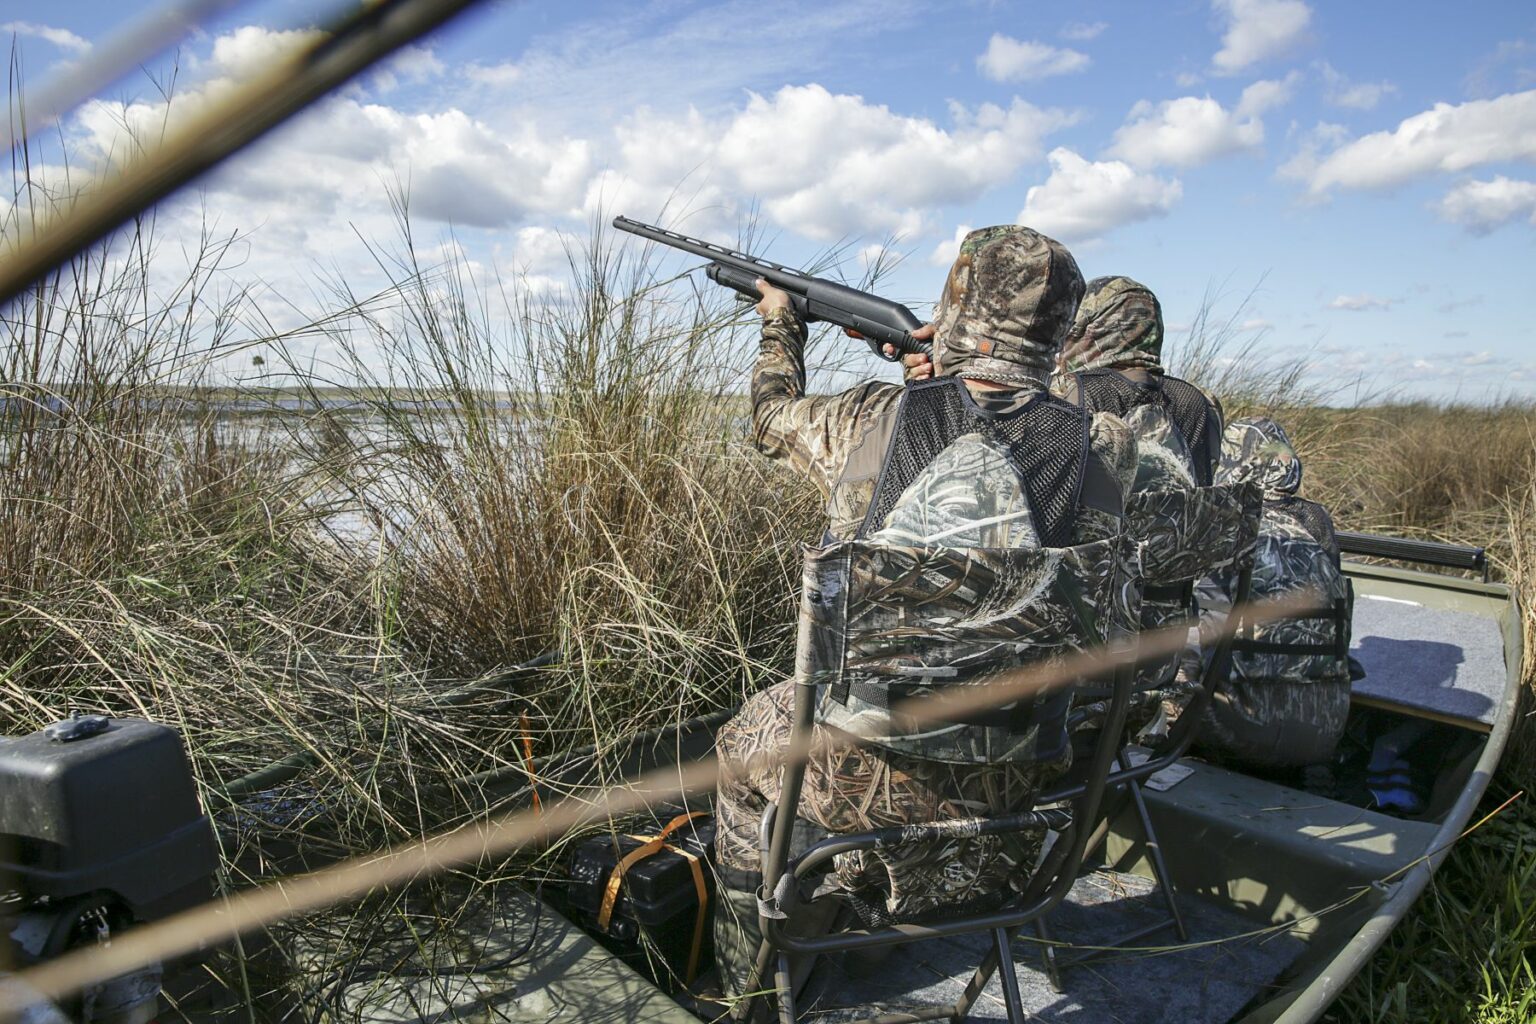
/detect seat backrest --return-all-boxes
[1127,481,1262,588]
[1226,509,1354,680]
[799,533,1137,766]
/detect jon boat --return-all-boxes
[347,530,1518,1024]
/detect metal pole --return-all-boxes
[0,0,496,308]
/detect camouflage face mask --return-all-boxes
[1217,416,1302,496]
[931,226,1084,386]
[1060,276,1164,373]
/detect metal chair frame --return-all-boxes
[734,625,1139,1023]
[1029,554,1257,989]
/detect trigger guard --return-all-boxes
[867,336,901,362]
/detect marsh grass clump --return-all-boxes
[276,215,823,764]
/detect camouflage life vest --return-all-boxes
[1225,499,1351,683]
[1194,417,1351,765]
[855,377,1121,547]
[1072,368,1219,486]
[807,376,1130,764]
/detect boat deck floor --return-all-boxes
[801,869,1307,1024]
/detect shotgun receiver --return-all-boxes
[613,216,930,362]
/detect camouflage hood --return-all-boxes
[931,225,1084,386]
[1217,416,1302,497]
[1060,276,1164,373]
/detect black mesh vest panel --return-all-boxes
[856,377,1112,548]
[1268,495,1340,567]
[1074,368,1218,486]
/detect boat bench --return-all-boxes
[1104,756,1439,947]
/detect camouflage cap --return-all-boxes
[1217,416,1302,496]
[931,226,1084,386]
[1061,276,1164,373]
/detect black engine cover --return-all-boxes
[0,717,217,921]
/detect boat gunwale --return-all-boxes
[1265,559,1523,1023]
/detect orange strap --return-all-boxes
[595,811,710,982]
[518,711,541,816]
[664,840,709,983]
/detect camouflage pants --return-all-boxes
[714,679,1068,921]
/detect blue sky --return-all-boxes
[7,0,1536,400]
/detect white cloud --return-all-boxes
[977,35,1090,82]
[1019,148,1182,243]
[1276,120,1349,185]
[1304,90,1536,194]
[1238,71,1301,115]
[596,85,1076,241]
[1436,176,1536,234]
[369,45,445,93]
[208,26,323,80]
[73,36,593,235]
[1239,317,1274,331]
[1107,96,1261,169]
[1317,61,1396,110]
[929,223,971,266]
[1210,0,1311,76]
[1328,293,1393,311]
[496,225,580,294]
[1060,21,1108,42]
[1,20,90,54]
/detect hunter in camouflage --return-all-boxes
[1193,417,1352,768]
[1053,276,1230,727]
[716,226,1137,997]
[751,226,1102,540]
[1058,274,1165,373]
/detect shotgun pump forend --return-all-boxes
[612,216,930,362]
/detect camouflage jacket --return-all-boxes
[753,309,1137,542]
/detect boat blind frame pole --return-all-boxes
[0,0,496,310]
[3,0,252,156]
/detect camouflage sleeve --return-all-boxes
[751,307,903,497]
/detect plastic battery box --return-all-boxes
[564,813,716,991]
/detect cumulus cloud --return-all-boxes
[1317,61,1396,110]
[207,25,323,79]
[369,45,445,93]
[1303,90,1536,194]
[1109,99,1238,169]
[1106,75,1294,170]
[1019,148,1182,243]
[1,20,89,54]
[595,85,1076,241]
[929,223,972,266]
[1436,176,1536,233]
[70,26,593,248]
[1060,21,1108,42]
[1239,72,1301,115]
[1328,293,1392,311]
[977,35,1090,82]
[1210,0,1311,76]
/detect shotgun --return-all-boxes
[613,216,930,362]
